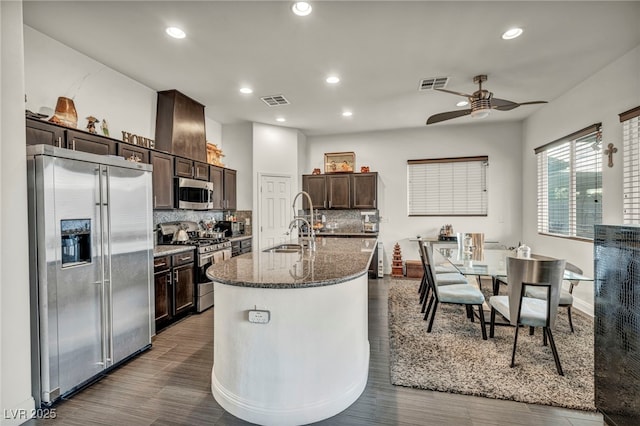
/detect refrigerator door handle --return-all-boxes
[100,166,114,367]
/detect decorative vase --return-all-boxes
[49,97,78,128]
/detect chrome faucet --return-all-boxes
[290,191,316,251]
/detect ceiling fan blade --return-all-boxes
[434,88,474,98]
[426,109,472,125]
[494,100,548,111]
[491,97,519,110]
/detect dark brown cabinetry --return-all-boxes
[302,175,327,209]
[26,118,65,148]
[67,129,117,156]
[351,172,377,209]
[302,172,377,209]
[154,250,195,333]
[223,168,237,210]
[155,90,207,162]
[209,165,224,209]
[118,144,149,163]
[327,174,351,209]
[175,157,209,180]
[150,151,174,210]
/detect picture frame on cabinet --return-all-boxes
[324,151,355,173]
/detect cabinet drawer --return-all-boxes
[172,251,194,266]
[154,255,171,272]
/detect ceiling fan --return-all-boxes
[425,75,547,125]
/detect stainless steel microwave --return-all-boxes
[175,177,214,210]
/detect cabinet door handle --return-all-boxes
[154,195,157,208]
[155,262,167,268]
[324,200,327,209]
[329,199,332,208]
[72,140,76,150]
[178,256,191,262]
[167,273,172,285]
[56,136,62,148]
[174,270,179,283]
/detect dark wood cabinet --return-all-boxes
[67,130,117,156]
[155,90,207,162]
[302,172,377,209]
[118,143,149,163]
[175,157,193,178]
[302,175,327,209]
[223,168,237,210]
[26,118,65,148]
[150,151,174,210]
[154,250,195,333]
[351,172,377,209]
[194,161,209,181]
[154,256,172,330]
[172,251,195,317]
[327,174,351,209]
[209,165,224,210]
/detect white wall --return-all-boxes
[24,25,223,151]
[1,1,36,424]
[306,122,524,271]
[221,122,253,210]
[522,44,640,315]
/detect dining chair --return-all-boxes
[416,239,468,313]
[421,241,487,340]
[457,232,489,290]
[489,256,566,375]
[498,260,583,332]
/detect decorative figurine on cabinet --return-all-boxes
[85,116,99,134]
[101,119,110,137]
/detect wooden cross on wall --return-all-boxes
[604,143,617,168]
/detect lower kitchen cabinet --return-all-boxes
[154,250,195,332]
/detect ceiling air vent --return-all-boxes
[260,94,290,107]
[419,76,449,91]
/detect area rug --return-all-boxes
[388,278,595,411]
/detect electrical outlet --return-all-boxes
[248,310,270,324]
[245,218,251,226]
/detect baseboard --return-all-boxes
[1,396,36,426]
[572,298,594,317]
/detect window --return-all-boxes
[621,106,640,224]
[536,124,602,240]
[407,156,488,216]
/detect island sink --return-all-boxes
[262,243,303,253]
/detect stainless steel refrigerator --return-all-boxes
[27,145,154,406]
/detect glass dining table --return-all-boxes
[435,247,593,295]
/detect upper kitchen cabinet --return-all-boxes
[118,143,149,164]
[351,172,377,209]
[302,173,377,209]
[302,175,327,209]
[209,165,224,210]
[327,174,351,209]
[150,151,174,210]
[223,168,237,210]
[26,117,65,148]
[174,156,209,181]
[155,90,207,163]
[66,129,117,156]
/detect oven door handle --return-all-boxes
[199,252,216,263]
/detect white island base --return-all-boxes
[211,274,369,426]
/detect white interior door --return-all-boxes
[259,174,292,250]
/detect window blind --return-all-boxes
[407,157,488,216]
[535,124,602,240]
[622,107,640,224]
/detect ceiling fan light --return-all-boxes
[471,109,491,119]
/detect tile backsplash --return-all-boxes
[153,210,252,236]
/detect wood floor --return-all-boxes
[27,277,604,425]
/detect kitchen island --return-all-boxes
[206,236,377,426]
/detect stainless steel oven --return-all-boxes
[175,177,214,210]
[195,240,231,312]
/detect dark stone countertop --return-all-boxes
[153,245,196,257]
[206,236,378,289]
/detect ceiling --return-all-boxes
[22,1,640,136]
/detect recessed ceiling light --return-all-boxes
[239,87,253,94]
[326,76,340,84]
[166,27,186,39]
[502,27,523,40]
[342,111,353,117]
[291,1,312,16]
[276,117,286,122]
[456,100,469,107]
